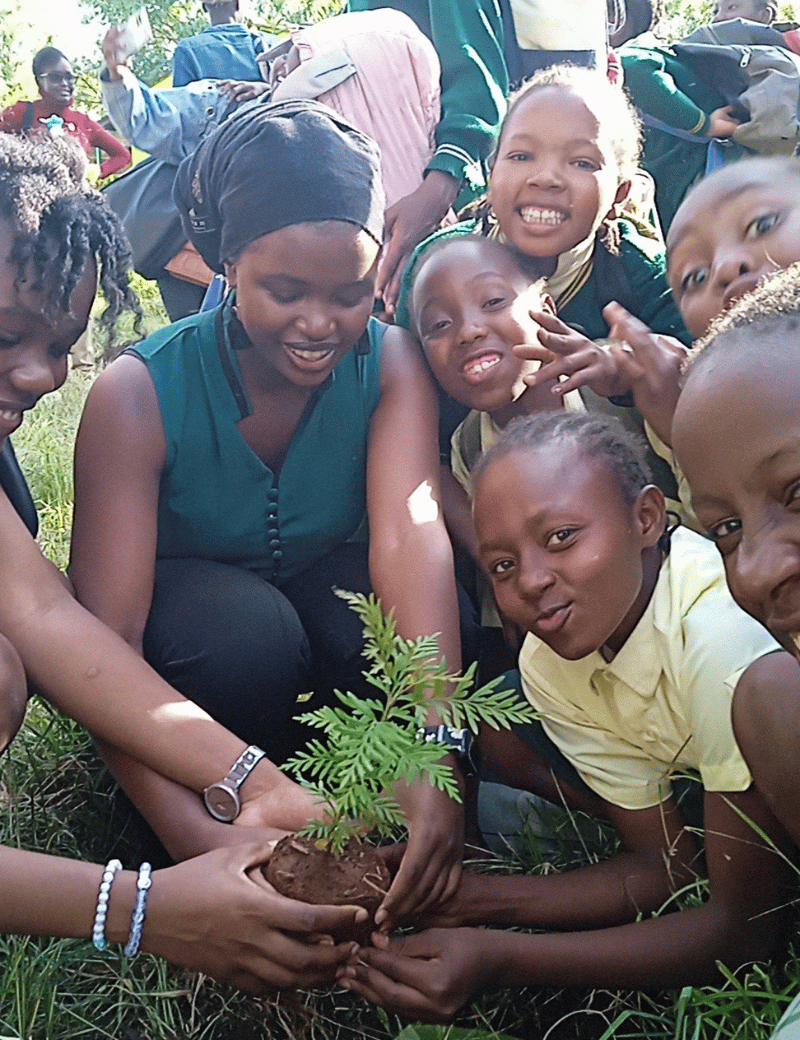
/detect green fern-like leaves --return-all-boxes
[283,590,537,856]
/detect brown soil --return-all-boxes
[264,834,391,943]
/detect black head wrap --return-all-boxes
[173,98,385,274]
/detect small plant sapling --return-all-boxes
[264,591,537,934]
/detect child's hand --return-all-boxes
[706,105,740,139]
[413,869,492,928]
[602,302,687,446]
[338,927,495,1022]
[515,310,631,399]
[216,80,270,104]
[374,771,464,930]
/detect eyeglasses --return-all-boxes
[39,73,76,86]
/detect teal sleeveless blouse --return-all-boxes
[127,305,385,583]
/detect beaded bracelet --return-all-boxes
[123,862,152,958]
[92,858,122,952]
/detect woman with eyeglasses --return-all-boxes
[0,47,131,182]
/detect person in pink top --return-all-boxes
[268,9,441,212]
[1,47,131,182]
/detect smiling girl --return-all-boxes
[0,47,130,182]
[397,66,688,346]
[339,411,799,1020]
[70,100,470,925]
[672,264,800,1040]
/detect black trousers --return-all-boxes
[142,544,479,765]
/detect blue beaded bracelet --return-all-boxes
[92,858,122,952]
[124,862,152,958]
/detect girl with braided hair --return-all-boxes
[0,131,371,992]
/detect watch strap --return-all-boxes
[420,725,481,777]
[222,744,266,790]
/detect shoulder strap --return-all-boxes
[458,409,484,473]
[21,102,35,133]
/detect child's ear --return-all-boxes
[224,259,237,288]
[604,180,632,223]
[540,292,556,316]
[634,485,667,549]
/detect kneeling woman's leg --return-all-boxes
[142,558,312,764]
[0,633,27,755]
[279,542,480,708]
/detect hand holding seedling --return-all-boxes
[267,592,535,931]
[338,927,499,1021]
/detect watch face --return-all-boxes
[204,783,239,822]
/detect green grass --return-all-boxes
[1,313,799,1038]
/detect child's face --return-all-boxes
[488,88,625,261]
[667,165,800,339]
[413,239,545,413]
[474,442,661,660]
[712,0,770,22]
[673,349,800,662]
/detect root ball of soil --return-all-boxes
[264,835,391,943]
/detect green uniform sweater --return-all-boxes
[619,44,730,232]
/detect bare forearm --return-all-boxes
[370,526,462,672]
[452,849,692,930]
[3,587,290,801]
[481,898,786,991]
[98,741,287,860]
[0,845,137,941]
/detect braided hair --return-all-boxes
[0,133,139,351]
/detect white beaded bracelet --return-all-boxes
[123,862,152,958]
[92,858,122,952]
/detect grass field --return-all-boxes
[1,306,799,1039]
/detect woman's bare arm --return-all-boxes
[366,325,465,923]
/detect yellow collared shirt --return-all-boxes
[519,528,781,810]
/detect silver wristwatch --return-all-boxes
[203,744,267,822]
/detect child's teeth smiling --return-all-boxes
[463,353,501,379]
[519,206,566,226]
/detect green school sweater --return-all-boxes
[619,44,730,232]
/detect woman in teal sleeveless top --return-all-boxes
[71,101,471,922]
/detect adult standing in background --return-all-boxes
[173,0,268,86]
[347,0,508,315]
[0,46,131,181]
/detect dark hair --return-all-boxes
[408,234,543,336]
[608,0,661,45]
[0,134,139,350]
[32,46,69,77]
[492,66,641,183]
[686,263,800,381]
[473,411,652,506]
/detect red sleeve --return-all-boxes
[0,102,28,134]
[84,114,132,179]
